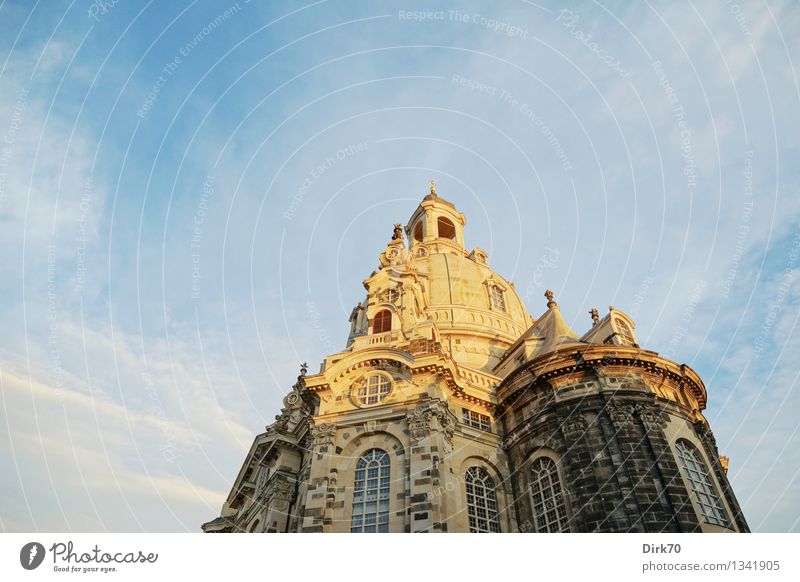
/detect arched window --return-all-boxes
[413,222,423,242]
[674,440,729,527]
[372,309,392,333]
[489,285,506,311]
[351,449,390,533]
[437,216,456,240]
[465,466,501,532]
[529,457,569,532]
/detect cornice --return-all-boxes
[496,344,707,411]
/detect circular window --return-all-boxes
[356,375,392,405]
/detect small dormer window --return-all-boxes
[615,319,636,346]
[372,309,392,333]
[437,217,456,240]
[384,289,399,303]
[490,285,506,312]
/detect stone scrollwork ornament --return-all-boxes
[309,423,336,447]
[635,404,663,431]
[606,403,635,428]
[560,413,587,438]
[406,407,430,443]
[264,474,296,503]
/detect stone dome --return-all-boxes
[402,189,533,371]
[346,186,535,373]
[416,251,532,366]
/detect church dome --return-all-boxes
[346,184,533,373]
[416,251,532,369]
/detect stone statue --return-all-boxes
[545,289,557,308]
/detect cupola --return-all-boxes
[404,180,467,250]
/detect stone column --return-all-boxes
[638,404,700,532]
[602,402,647,532]
[406,402,455,532]
[560,411,603,531]
[301,423,337,532]
[262,473,296,532]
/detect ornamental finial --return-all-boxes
[392,223,403,240]
[300,362,308,376]
[428,179,437,195]
[590,308,599,326]
[545,289,557,308]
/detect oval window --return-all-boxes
[356,375,392,405]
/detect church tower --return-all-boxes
[203,184,748,533]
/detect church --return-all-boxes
[202,184,749,533]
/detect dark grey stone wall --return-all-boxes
[503,380,747,533]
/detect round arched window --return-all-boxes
[413,221,423,242]
[356,374,392,405]
[437,216,456,240]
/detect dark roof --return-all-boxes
[422,192,456,209]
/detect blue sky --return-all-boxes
[0,0,798,532]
